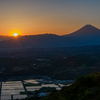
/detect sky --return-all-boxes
[0,0,100,36]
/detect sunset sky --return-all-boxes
[0,0,100,36]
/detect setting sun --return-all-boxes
[13,33,18,36]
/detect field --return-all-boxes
[1,81,26,100]
[1,79,63,100]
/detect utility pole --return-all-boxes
[11,95,13,100]
[0,81,2,100]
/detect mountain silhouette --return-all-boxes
[63,24,100,45]
[0,34,79,48]
[0,25,100,49]
[64,24,100,38]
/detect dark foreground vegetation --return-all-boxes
[17,72,100,100]
[44,72,100,100]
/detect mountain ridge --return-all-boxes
[0,24,100,49]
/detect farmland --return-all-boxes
[1,79,65,100]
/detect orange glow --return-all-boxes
[10,30,21,36]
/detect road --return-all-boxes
[57,84,62,88]
[21,81,29,98]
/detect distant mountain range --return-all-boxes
[0,34,78,48]
[0,24,100,49]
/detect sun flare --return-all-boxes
[13,33,18,36]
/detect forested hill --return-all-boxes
[44,73,100,100]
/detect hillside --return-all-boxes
[44,72,100,100]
